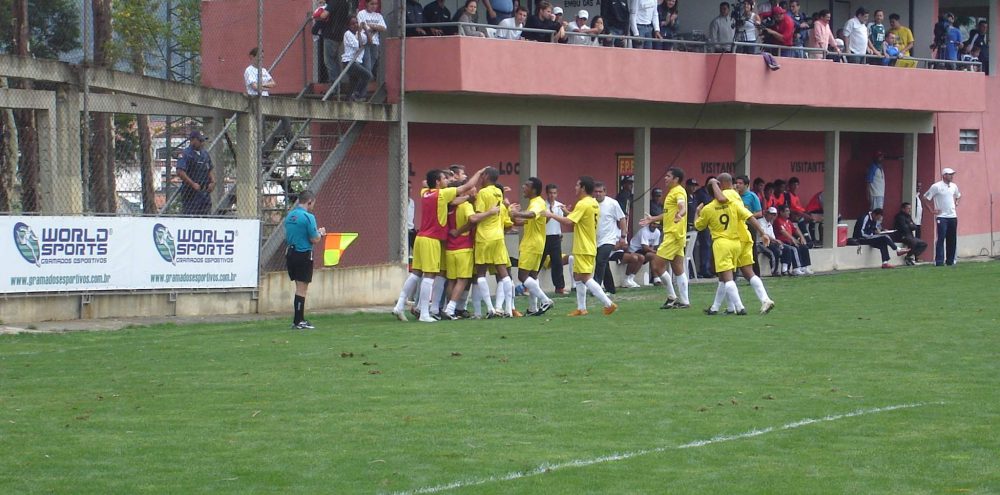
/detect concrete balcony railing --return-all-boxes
[385,36,985,113]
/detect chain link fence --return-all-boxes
[0,0,401,278]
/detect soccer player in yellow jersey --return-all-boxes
[694,174,772,315]
[472,167,511,318]
[705,175,775,314]
[393,167,484,322]
[443,192,500,319]
[639,167,691,309]
[509,177,555,316]
[544,176,618,316]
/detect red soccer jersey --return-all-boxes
[445,203,475,251]
[418,187,457,240]
[774,216,796,243]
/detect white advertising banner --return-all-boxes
[1,216,260,293]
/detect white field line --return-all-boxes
[390,402,942,495]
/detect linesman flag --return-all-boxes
[323,233,358,266]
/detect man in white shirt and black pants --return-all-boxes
[922,167,961,266]
[540,183,567,294]
[594,182,627,294]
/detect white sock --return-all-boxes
[625,274,634,284]
[445,300,457,315]
[711,282,726,311]
[502,276,514,312]
[528,295,538,313]
[781,263,789,273]
[724,280,744,311]
[470,284,482,316]
[575,281,587,310]
[585,278,613,307]
[477,277,495,313]
[675,272,689,305]
[524,277,552,305]
[462,286,471,310]
[419,277,434,318]
[494,277,505,313]
[660,272,676,298]
[396,273,420,310]
[749,276,769,303]
[568,255,575,273]
[430,276,446,315]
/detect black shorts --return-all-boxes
[286,248,314,283]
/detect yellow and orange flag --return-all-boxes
[323,233,358,266]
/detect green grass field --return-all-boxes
[2,262,998,494]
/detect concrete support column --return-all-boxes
[901,133,918,207]
[518,125,538,207]
[388,120,408,263]
[632,127,651,234]
[734,129,751,178]
[39,85,83,214]
[235,110,259,219]
[822,131,841,247]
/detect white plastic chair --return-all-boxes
[684,230,698,280]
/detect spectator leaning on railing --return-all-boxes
[480,0,512,25]
[601,0,630,46]
[707,2,734,53]
[566,10,601,45]
[422,0,454,35]
[842,7,875,64]
[759,4,794,56]
[808,9,840,59]
[523,1,565,42]
[658,0,679,50]
[456,0,487,37]
[405,0,427,36]
[628,0,661,49]
[964,20,989,73]
[357,0,386,77]
[888,13,916,68]
[494,5,527,40]
[867,9,887,65]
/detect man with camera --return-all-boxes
[758,4,795,56]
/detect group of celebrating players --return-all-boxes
[391,164,775,323]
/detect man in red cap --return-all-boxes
[866,151,886,210]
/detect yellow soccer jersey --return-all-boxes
[663,184,688,240]
[474,184,505,243]
[519,196,547,254]
[722,188,753,243]
[568,195,600,256]
[695,197,753,242]
[501,203,514,230]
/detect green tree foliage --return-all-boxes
[0,0,80,59]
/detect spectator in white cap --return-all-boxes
[566,9,600,45]
[922,167,961,266]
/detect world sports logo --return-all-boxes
[13,222,41,267]
[153,223,177,265]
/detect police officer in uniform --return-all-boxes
[284,190,326,329]
[176,131,216,216]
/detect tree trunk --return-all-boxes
[90,0,115,213]
[0,78,19,211]
[13,0,39,212]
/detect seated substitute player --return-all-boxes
[392,167,485,322]
[509,177,556,316]
[443,192,500,320]
[621,222,661,288]
[702,174,775,315]
[694,174,761,316]
[854,208,909,269]
[543,176,618,317]
[639,167,691,309]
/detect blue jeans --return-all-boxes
[363,44,379,79]
[636,24,654,49]
[323,38,342,83]
[346,61,373,99]
[609,26,627,47]
[934,217,958,265]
